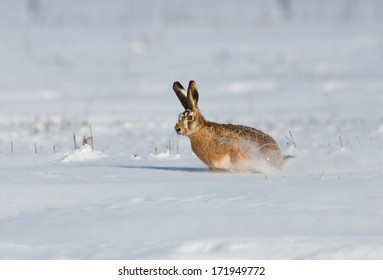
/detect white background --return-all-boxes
[0,0,383,260]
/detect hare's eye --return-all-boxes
[187,115,193,121]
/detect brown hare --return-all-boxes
[173,81,285,173]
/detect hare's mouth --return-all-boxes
[174,125,182,135]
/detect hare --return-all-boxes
[172,80,285,173]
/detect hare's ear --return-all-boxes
[187,80,199,110]
[173,81,189,109]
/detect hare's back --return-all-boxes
[216,123,277,147]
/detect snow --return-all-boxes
[1,0,383,259]
[62,144,107,163]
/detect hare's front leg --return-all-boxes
[209,167,228,172]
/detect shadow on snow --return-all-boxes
[118,165,209,173]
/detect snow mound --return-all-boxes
[61,144,107,163]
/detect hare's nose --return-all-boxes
[174,125,181,134]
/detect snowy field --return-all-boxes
[1,0,383,259]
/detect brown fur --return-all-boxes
[173,81,283,172]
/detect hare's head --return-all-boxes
[173,81,205,136]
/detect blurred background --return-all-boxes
[0,0,382,155]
